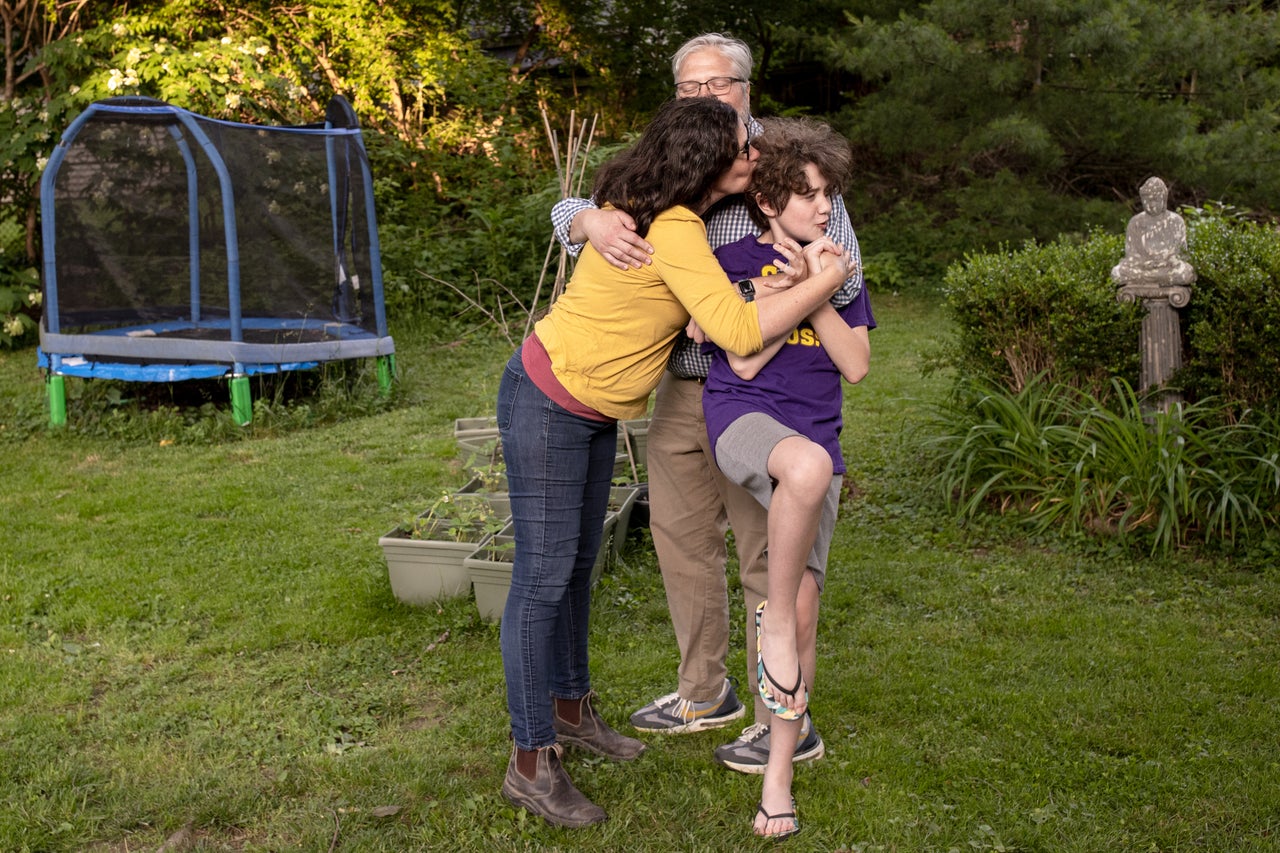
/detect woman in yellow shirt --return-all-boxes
[496,96,849,828]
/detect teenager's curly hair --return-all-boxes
[592,98,741,238]
[745,117,852,232]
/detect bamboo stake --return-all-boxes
[526,104,598,337]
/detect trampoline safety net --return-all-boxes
[39,95,394,379]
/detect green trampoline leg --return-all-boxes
[229,374,252,426]
[376,354,396,395]
[47,375,67,427]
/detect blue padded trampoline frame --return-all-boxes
[38,97,396,425]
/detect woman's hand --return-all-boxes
[685,316,708,344]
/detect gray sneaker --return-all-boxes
[630,678,746,733]
[712,715,825,775]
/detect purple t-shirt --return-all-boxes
[703,234,876,474]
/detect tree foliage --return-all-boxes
[3,0,1279,335]
[1,0,548,349]
[1,1,530,248]
[822,0,1280,220]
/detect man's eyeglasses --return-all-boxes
[675,76,747,97]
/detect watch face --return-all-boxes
[738,279,755,300]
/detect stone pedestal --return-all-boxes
[1116,282,1192,412]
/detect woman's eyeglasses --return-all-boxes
[675,76,747,97]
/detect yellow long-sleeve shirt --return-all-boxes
[534,205,764,420]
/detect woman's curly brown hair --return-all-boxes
[591,98,742,238]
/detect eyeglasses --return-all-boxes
[675,76,747,97]
[738,123,754,158]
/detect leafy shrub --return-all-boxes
[0,217,40,350]
[1180,209,1280,416]
[376,138,625,335]
[925,375,1280,557]
[376,161,559,329]
[0,269,40,352]
[937,230,1144,394]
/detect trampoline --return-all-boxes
[38,95,395,425]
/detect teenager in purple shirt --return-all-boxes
[702,117,875,841]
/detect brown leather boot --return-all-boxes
[553,691,647,761]
[501,742,606,828]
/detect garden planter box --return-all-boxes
[379,500,509,606]
[465,522,516,622]
[608,484,641,558]
[466,506,621,622]
[454,416,501,459]
[453,416,499,440]
[589,511,620,588]
[617,417,649,468]
[627,482,650,533]
[379,523,478,605]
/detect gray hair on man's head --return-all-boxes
[671,33,753,82]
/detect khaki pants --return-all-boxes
[647,371,771,724]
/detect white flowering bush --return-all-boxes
[0,262,40,349]
[1,2,536,309]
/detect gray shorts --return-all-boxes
[714,412,841,592]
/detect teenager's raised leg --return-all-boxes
[758,436,831,715]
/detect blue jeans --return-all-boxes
[496,349,616,750]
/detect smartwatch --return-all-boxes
[736,279,756,303]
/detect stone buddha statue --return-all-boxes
[1111,177,1196,287]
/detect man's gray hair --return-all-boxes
[671,33,753,82]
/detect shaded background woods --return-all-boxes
[3,1,1278,332]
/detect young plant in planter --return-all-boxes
[379,491,509,606]
[456,450,510,518]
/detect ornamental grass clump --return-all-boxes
[926,375,1280,556]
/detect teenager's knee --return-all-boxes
[770,440,833,499]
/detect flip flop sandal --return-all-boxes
[753,798,800,841]
[755,600,808,721]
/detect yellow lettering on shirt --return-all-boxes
[784,325,822,348]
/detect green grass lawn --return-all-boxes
[1,295,1277,851]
